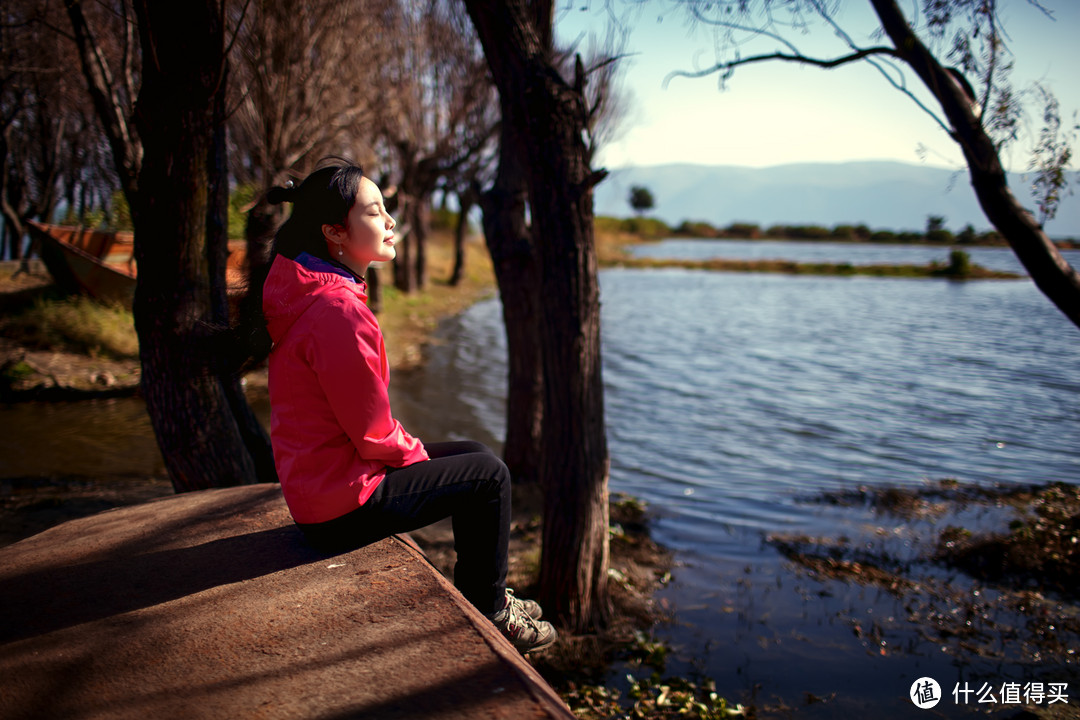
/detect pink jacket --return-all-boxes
[263,253,428,524]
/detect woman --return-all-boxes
[258,162,556,654]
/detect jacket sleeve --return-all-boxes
[307,298,428,468]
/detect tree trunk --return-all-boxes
[464,0,611,632]
[366,266,382,314]
[449,191,473,287]
[393,222,417,293]
[477,129,543,486]
[131,0,263,492]
[412,201,428,289]
[870,0,1080,330]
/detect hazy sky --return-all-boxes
[553,1,1080,171]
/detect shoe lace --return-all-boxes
[502,600,544,639]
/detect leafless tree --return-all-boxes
[0,0,115,262]
[662,0,1080,329]
[61,0,140,200]
[227,0,383,191]
[378,0,499,292]
[128,0,277,491]
[465,0,617,632]
[225,0,388,308]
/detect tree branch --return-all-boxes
[663,46,900,87]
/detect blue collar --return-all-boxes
[295,252,364,283]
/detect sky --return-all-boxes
[553,1,1080,171]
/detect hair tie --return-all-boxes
[267,180,298,206]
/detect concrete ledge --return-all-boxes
[0,485,574,719]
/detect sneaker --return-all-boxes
[504,589,543,620]
[488,594,558,654]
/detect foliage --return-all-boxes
[228,184,259,240]
[629,185,656,215]
[606,215,1031,245]
[941,248,972,277]
[1028,86,1078,226]
[673,220,721,238]
[722,222,760,238]
[925,215,953,243]
[559,629,743,720]
[595,216,628,234]
[618,216,671,238]
[831,224,871,241]
[0,360,35,386]
[606,250,1018,280]
[57,190,132,232]
[955,224,978,244]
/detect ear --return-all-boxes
[322,223,343,242]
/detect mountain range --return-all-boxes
[591,161,1080,238]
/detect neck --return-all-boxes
[331,256,368,281]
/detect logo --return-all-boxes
[911,677,942,709]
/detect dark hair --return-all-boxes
[216,161,366,375]
[267,163,365,263]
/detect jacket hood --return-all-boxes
[263,253,368,345]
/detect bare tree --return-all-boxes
[62,0,140,200]
[445,160,494,287]
[1,2,60,260]
[0,0,114,262]
[464,0,614,632]
[227,0,382,190]
[475,6,627,494]
[225,0,387,314]
[664,0,1080,328]
[378,0,499,292]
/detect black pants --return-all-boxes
[297,441,511,615]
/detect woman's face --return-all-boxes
[323,176,397,274]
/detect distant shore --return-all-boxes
[596,214,1080,249]
[594,229,1025,279]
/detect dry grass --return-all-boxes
[1,295,139,360]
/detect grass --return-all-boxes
[1,294,139,360]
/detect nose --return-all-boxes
[386,213,396,230]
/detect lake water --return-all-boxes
[404,240,1080,717]
[2,240,1077,717]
